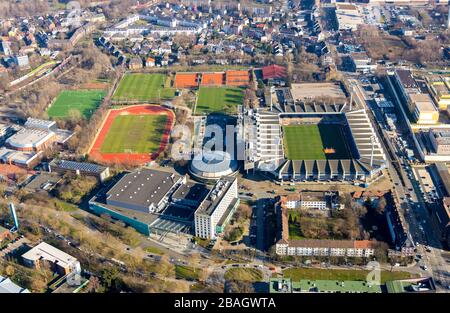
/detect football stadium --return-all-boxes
[243,94,387,185]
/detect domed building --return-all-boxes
[189,150,238,182]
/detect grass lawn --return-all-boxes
[144,246,164,255]
[224,268,264,282]
[283,124,351,160]
[100,114,167,153]
[288,211,304,240]
[47,90,105,119]
[196,86,243,115]
[113,73,175,101]
[175,265,200,281]
[282,268,416,284]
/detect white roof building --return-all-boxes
[22,242,81,275]
[0,275,30,293]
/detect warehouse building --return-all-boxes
[194,177,239,239]
[425,75,450,110]
[106,169,185,213]
[409,93,438,125]
[49,159,111,182]
[22,242,81,276]
[428,130,450,155]
[335,3,363,31]
[89,168,210,236]
[0,118,73,168]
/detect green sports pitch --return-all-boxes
[282,124,351,160]
[100,115,168,153]
[196,86,243,115]
[47,90,105,119]
[113,73,175,101]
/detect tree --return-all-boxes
[86,276,102,293]
[227,280,255,293]
[376,197,387,215]
[100,266,121,292]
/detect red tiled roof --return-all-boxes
[262,64,287,80]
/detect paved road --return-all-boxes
[354,75,450,291]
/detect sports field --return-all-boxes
[283,124,351,160]
[113,73,175,101]
[100,114,168,153]
[195,86,243,115]
[47,90,105,119]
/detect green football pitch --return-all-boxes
[47,90,105,119]
[283,124,351,160]
[100,115,168,153]
[196,86,243,115]
[113,73,175,101]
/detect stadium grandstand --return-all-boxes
[242,95,387,185]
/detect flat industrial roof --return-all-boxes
[292,279,382,293]
[6,128,54,149]
[50,159,107,174]
[172,182,209,203]
[106,168,182,209]
[395,69,417,89]
[409,93,437,112]
[196,177,236,217]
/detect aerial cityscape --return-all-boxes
[0,0,449,301]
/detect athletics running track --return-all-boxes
[88,105,175,165]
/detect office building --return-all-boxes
[194,177,239,239]
[22,242,81,275]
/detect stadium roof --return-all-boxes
[262,64,287,80]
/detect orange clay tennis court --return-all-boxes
[225,70,250,86]
[88,105,174,165]
[174,73,199,88]
[200,72,225,86]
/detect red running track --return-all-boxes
[88,105,175,166]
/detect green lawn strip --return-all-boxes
[144,246,164,255]
[196,86,243,115]
[282,268,416,284]
[224,268,264,282]
[175,265,200,281]
[47,90,105,119]
[288,211,304,240]
[100,115,167,153]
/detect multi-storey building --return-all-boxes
[194,177,239,239]
[428,130,450,155]
[275,206,376,257]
